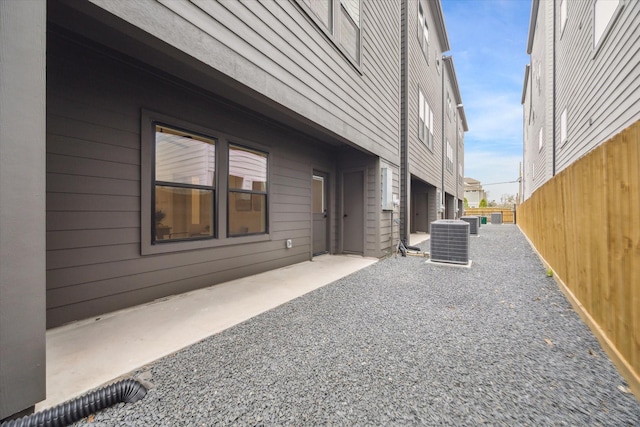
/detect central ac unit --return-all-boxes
[460,216,479,235]
[491,212,503,224]
[429,220,470,265]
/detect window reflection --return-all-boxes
[228,145,268,236]
[154,125,216,242]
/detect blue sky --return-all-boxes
[441,0,532,202]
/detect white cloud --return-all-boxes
[464,89,523,145]
[463,150,521,200]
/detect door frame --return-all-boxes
[312,170,330,257]
[340,167,366,255]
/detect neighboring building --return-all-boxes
[400,0,468,240]
[464,177,487,208]
[522,0,640,200]
[0,0,465,419]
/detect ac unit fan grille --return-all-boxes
[430,220,470,264]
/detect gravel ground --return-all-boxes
[73,225,640,426]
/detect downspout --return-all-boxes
[441,55,447,219]
[455,108,459,217]
[401,0,410,242]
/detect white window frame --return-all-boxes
[560,108,568,146]
[560,0,567,34]
[418,2,429,62]
[538,127,543,152]
[593,0,623,51]
[418,88,434,150]
[419,89,426,142]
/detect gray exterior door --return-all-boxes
[312,173,328,256]
[412,191,429,233]
[342,170,364,254]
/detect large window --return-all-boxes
[446,141,453,172]
[419,89,434,150]
[301,0,361,65]
[142,111,273,255]
[228,144,268,236]
[154,125,215,242]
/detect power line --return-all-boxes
[480,179,520,186]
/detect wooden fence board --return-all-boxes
[463,207,515,224]
[517,120,640,399]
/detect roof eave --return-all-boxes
[433,0,451,52]
[521,64,530,105]
[526,0,540,54]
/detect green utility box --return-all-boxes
[481,216,487,224]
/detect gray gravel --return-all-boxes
[74,225,640,426]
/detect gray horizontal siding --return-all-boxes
[556,0,640,172]
[407,0,444,188]
[87,0,400,164]
[45,32,337,327]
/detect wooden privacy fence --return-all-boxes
[463,207,515,224]
[517,120,640,398]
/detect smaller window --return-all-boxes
[228,144,268,236]
[538,127,544,152]
[338,0,360,62]
[419,90,426,141]
[560,0,567,33]
[418,89,434,150]
[300,0,361,66]
[594,0,622,48]
[560,108,568,146]
[303,0,332,32]
[446,141,453,172]
[418,3,429,61]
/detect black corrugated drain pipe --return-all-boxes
[1,378,147,427]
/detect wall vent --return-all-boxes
[460,216,479,235]
[491,212,503,224]
[430,220,470,264]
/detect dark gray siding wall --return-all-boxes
[335,149,383,257]
[87,0,400,166]
[407,0,443,188]
[555,0,640,173]
[46,34,337,327]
